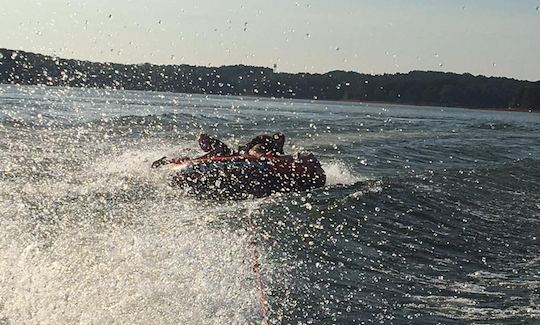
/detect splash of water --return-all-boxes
[321,160,364,186]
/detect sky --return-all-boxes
[1,0,539,81]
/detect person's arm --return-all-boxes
[151,156,190,168]
[169,157,189,164]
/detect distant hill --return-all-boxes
[0,48,538,111]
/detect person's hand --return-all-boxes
[151,156,171,168]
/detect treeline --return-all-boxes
[1,48,539,110]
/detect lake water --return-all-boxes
[0,84,539,324]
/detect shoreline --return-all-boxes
[1,48,539,114]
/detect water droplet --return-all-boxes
[375,207,381,212]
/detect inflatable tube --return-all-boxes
[167,153,326,199]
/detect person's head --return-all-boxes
[248,144,266,157]
[198,133,214,151]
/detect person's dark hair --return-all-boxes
[271,132,285,154]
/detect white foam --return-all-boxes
[0,216,260,324]
[322,160,364,186]
[0,144,270,324]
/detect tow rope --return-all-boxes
[246,208,269,325]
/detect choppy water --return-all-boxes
[0,84,539,324]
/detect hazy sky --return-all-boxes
[1,0,539,81]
